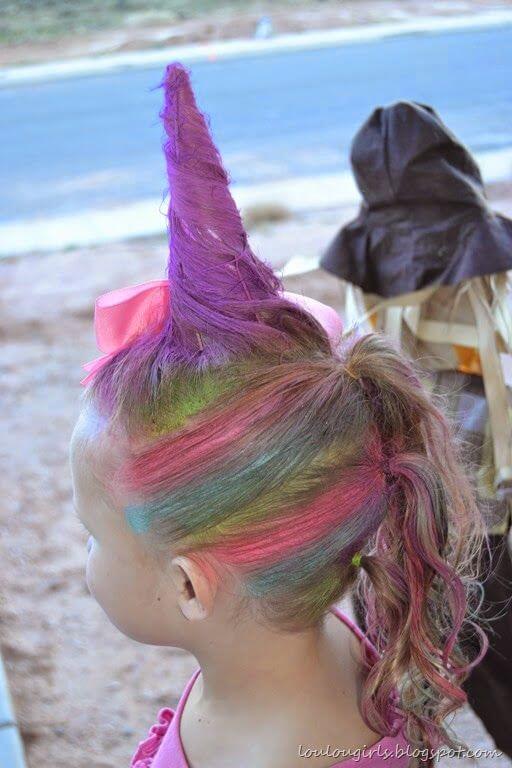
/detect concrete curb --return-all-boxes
[0,656,26,768]
[1,146,511,257]
[0,170,357,257]
[2,9,512,86]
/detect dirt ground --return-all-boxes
[1,208,511,766]
[1,0,511,67]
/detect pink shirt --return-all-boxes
[131,608,410,768]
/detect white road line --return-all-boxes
[1,146,511,257]
[2,10,512,86]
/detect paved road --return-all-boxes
[1,23,512,224]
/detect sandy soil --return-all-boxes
[1,209,511,766]
[1,0,511,67]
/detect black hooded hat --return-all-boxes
[321,101,512,299]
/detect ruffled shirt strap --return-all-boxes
[131,708,175,767]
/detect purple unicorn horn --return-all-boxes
[89,63,332,413]
[161,62,291,363]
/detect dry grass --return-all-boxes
[1,0,505,66]
[0,0,334,44]
[243,202,292,230]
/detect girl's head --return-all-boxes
[71,63,485,752]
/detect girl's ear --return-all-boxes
[169,555,217,621]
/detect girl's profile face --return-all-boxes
[69,407,184,645]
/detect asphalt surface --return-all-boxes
[1,23,512,223]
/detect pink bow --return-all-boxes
[81,280,169,385]
[81,281,342,386]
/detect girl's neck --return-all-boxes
[179,609,381,768]
[192,617,327,709]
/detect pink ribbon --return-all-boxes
[81,281,342,386]
[81,280,169,385]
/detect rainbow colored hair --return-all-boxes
[88,63,486,756]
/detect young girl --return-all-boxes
[71,64,485,768]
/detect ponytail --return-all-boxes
[344,334,486,752]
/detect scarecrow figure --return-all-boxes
[321,101,512,757]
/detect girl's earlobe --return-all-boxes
[170,555,216,621]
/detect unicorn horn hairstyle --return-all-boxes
[84,63,486,754]
[90,63,335,414]
[160,62,322,363]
